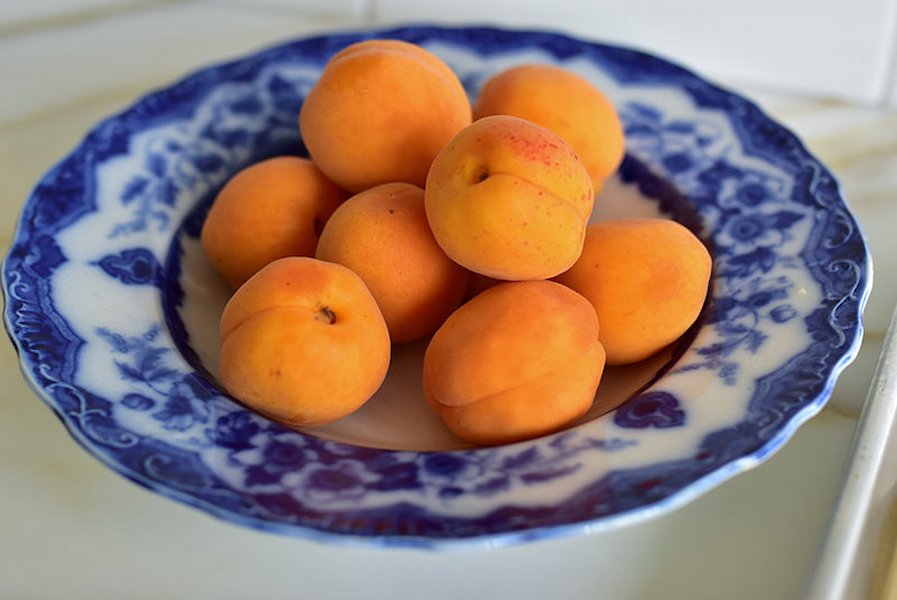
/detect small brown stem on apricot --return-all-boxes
[316,306,337,324]
[475,166,490,184]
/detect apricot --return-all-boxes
[554,219,712,365]
[425,115,594,281]
[200,156,348,289]
[315,182,469,344]
[473,64,625,190]
[423,280,606,445]
[218,256,390,427]
[299,39,472,193]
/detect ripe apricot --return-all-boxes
[200,156,347,289]
[425,115,594,281]
[315,182,469,344]
[473,64,625,191]
[555,219,712,365]
[423,280,606,445]
[299,39,472,193]
[218,257,390,427]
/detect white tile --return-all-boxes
[201,0,371,19]
[0,0,146,29]
[374,0,897,104]
[882,0,897,106]
[0,2,361,124]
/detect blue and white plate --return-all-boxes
[2,25,870,548]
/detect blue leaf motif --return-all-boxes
[501,447,540,470]
[769,210,804,230]
[95,247,159,285]
[122,393,155,411]
[723,246,777,277]
[158,180,178,207]
[231,95,263,114]
[474,476,510,495]
[520,464,580,484]
[627,102,662,122]
[147,153,167,177]
[116,361,147,383]
[664,120,695,134]
[96,327,129,353]
[439,486,465,499]
[121,177,149,204]
[745,330,768,353]
[195,154,224,173]
[770,305,797,323]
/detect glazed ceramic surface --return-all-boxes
[2,26,870,548]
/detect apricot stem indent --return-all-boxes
[316,306,337,324]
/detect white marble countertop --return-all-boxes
[1,3,895,599]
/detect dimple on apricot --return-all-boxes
[554,219,712,365]
[315,182,469,344]
[299,39,472,193]
[200,156,348,289]
[423,280,606,445]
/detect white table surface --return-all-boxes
[2,3,896,599]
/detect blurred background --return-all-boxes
[3,0,897,123]
[2,2,896,599]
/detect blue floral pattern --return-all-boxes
[619,101,814,386]
[614,392,686,429]
[95,248,161,286]
[2,26,869,547]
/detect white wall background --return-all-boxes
[2,0,897,106]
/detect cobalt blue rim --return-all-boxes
[2,24,871,548]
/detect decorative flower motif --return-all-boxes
[421,453,472,478]
[231,432,317,487]
[208,410,262,450]
[109,69,308,239]
[717,170,787,211]
[769,305,797,323]
[614,392,686,429]
[726,214,769,243]
[285,459,378,504]
[95,247,160,285]
[152,375,212,431]
[620,102,721,181]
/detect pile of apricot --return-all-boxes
[201,39,712,445]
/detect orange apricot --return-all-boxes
[425,115,594,281]
[315,182,469,344]
[423,280,606,445]
[473,64,625,191]
[554,219,712,365]
[218,256,390,427]
[200,156,348,289]
[299,39,472,193]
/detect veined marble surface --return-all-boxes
[1,3,895,599]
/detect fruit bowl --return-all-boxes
[2,25,870,548]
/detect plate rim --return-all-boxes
[1,23,872,549]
